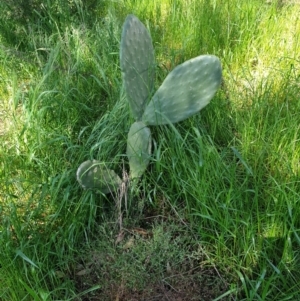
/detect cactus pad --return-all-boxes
[76,160,122,193]
[127,121,152,178]
[120,14,155,120]
[142,55,222,125]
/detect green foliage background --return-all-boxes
[0,0,300,300]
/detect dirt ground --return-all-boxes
[73,263,230,301]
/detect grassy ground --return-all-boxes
[0,0,300,300]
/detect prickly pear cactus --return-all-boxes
[76,160,121,194]
[120,14,155,121]
[127,121,152,179]
[142,55,222,125]
[76,14,222,190]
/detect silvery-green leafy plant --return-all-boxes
[76,14,222,193]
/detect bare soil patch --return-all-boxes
[69,214,232,301]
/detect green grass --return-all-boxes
[1,0,300,300]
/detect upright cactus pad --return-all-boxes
[127,121,152,178]
[120,14,155,120]
[76,160,122,194]
[142,55,222,125]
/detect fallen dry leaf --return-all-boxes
[115,230,125,244]
[76,268,91,276]
[131,227,150,237]
[123,237,134,250]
